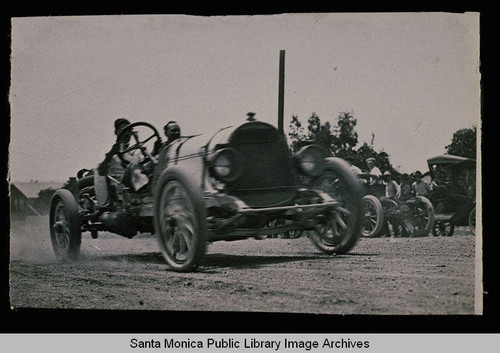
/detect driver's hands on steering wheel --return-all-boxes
[116,122,161,166]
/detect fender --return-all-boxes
[153,136,206,191]
[324,157,365,201]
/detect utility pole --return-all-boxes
[278,50,285,135]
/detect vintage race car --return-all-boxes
[50,119,364,272]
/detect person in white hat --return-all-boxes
[383,171,400,199]
[366,157,382,185]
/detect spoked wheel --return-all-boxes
[154,169,207,272]
[360,195,384,238]
[49,189,81,261]
[468,207,476,235]
[432,221,455,237]
[308,158,363,255]
[407,196,435,237]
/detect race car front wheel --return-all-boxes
[154,168,207,272]
[308,157,363,255]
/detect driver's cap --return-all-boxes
[114,118,130,134]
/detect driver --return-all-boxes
[97,118,137,179]
[97,118,148,201]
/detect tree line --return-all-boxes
[288,111,477,176]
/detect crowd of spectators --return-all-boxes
[348,157,434,202]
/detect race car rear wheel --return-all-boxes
[49,189,82,261]
[360,195,384,238]
[154,169,207,272]
[308,158,363,255]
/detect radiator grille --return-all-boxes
[226,122,297,207]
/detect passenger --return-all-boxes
[164,121,181,144]
[411,171,431,198]
[151,121,182,186]
[154,121,182,154]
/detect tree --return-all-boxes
[289,112,357,156]
[332,112,358,156]
[288,112,396,174]
[445,126,477,159]
[289,113,336,153]
[288,115,306,152]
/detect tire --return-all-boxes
[409,196,435,237]
[360,195,384,238]
[432,221,455,237]
[49,189,82,261]
[468,207,476,235]
[308,157,363,255]
[154,167,207,272]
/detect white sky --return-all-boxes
[9,13,480,182]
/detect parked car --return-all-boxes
[426,154,476,236]
[50,119,364,272]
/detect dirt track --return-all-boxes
[9,216,478,315]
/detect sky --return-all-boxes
[9,13,480,183]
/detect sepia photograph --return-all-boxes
[8,13,481,321]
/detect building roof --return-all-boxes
[10,182,64,199]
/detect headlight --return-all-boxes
[294,145,327,176]
[209,148,243,182]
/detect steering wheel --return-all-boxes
[115,122,161,165]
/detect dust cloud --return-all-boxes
[10,216,56,264]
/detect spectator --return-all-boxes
[399,173,413,201]
[411,171,431,197]
[366,157,382,185]
[383,171,400,200]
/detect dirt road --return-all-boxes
[9,216,477,315]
